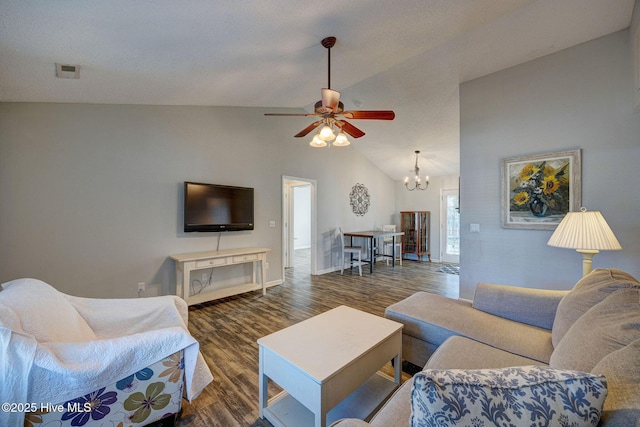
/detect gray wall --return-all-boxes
[634,0,640,111]
[0,103,396,298]
[459,29,640,299]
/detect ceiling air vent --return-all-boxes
[55,63,80,79]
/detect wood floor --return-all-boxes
[177,250,459,427]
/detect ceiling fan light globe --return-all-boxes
[333,132,350,146]
[310,134,327,148]
[319,125,335,141]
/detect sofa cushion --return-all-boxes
[552,268,640,347]
[410,366,607,427]
[426,336,545,370]
[385,292,554,363]
[367,379,413,427]
[330,420,372,427]
[550,288,640,372]
[591,338,640,426]
[0,278,96,342]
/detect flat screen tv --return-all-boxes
[183,182,254,232]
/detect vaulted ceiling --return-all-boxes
[0,0,635,180]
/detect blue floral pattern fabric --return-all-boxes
[25,351,184,427]
[410,365,607,427]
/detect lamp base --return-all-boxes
[576,249,599,277]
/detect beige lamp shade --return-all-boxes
[547,207,621,276]
[547,208,622,250]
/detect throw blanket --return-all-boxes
[0,278,213,426]
[0,307,37,426]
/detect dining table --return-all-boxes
[343,230,404,274]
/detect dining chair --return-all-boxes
[382,224,402,266]
[338,227,363,276]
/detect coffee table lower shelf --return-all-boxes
[262,372,398,427]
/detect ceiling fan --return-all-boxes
[265,36,395,147]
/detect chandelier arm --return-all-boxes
[405,182,429,191]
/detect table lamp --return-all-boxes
[547,207,622,276]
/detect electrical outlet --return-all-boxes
[265,262,269,270]
[201,273,208,282]
[137,282,145,292]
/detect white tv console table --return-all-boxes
[170,247,270,306]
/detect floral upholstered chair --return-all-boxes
[24,351,185,427]
[0,278,213,427]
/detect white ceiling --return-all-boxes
[0,0,635,180]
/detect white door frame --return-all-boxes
[440,188,460,264]
[282,176,317,278]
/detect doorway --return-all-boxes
[282,176,317,279]
[441,189,460,264]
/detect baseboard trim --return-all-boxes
[266,279,283,288]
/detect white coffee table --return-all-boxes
[258,305,403,427]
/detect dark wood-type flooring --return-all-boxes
[177,249,459,427]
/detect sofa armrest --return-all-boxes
[67,294,189,337]
[473,283,569,330]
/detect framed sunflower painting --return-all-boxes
[501,149,581,229]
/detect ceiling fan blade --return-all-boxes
[321,88,341,112]
[265,113,317,117]
[294,120,323,137]
[336,120,365,138]
[342,110,395,120]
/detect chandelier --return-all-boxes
[404,150,429,191]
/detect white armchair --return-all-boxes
[0,278,213,427]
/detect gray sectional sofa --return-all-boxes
[333,268,640,426]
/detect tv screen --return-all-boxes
[184,182,254,232]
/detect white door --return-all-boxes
[441,189,460,264]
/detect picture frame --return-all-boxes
[501,149,581,229]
